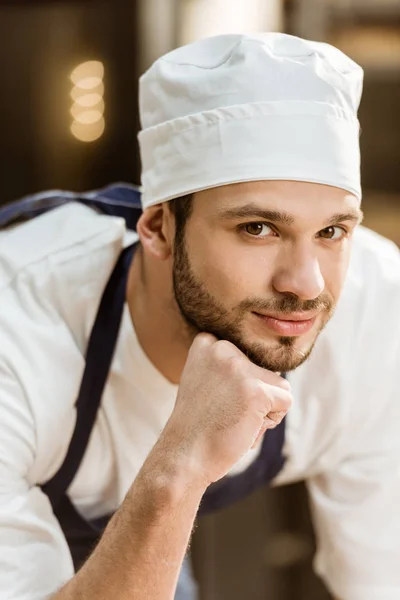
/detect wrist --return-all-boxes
[133,435,208,512]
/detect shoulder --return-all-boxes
[322,225,400,367]
[0,202,131,362]
[350,225,400,287]
[320,226,399,439]
[0,202,128,291]
[0,203,135,485]
[339,225,400,337]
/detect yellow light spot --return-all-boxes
[73,109,103,125]
[73,76,103,90]
[71,117,105,142]
[70,60,104,85]
[70,99,105,119]
[72,92,103,108]
[70,82,104,102]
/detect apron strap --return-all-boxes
[41,244,136,507]
[0,183,142,230]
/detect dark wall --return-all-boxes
[359,77,400,193]
[0,0,140,205]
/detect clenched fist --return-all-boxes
[160,333,292,487]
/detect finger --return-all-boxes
[247,362,291,391]
[212,338,245,360]
[251,380,292,415]
[266,410,287,424]
[190,332,217,353]
[188,333,217,359]
[212,339,291,390]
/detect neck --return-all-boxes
[126,246,193,385]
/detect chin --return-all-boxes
[240,329,320,373]
[279,340,315,371]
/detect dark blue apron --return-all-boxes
[0,184,286,598]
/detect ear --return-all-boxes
[136,203,175,261]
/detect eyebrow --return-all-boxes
[328,210,364,225]
[217,204,364,226]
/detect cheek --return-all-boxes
[187,231,274,302]
[320,243,352,301]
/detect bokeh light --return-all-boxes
[70,117,105,142]
[70,61,105,142]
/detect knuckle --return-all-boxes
[280,391,293,411]
[194,332,215,348]
[266,410,286,424]
[281,379,292,391]
[242,379,272,410]
[240,377,258,397]
[212,339,236,360]
[227,355,246,376]
[272,388,292,411]
[190,333,215,359]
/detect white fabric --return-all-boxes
[138,32,363,208]
[0,203,399,600]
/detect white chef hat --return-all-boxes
[138,32,363,209]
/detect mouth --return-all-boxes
[253,311,319,337]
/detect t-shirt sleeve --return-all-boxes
[0,361,74,599]
[306,353,400,600]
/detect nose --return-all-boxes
[271,243,325,300]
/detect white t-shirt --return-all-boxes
[0,203,399,600]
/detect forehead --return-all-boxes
[193,180,360,223]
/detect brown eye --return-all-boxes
[244,223,272,236]
[319,226,345,240]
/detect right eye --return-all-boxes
[242,222,275,238]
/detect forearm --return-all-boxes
[52,334,292,599]
[53,442,205,600]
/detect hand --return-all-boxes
[161,333,292,487]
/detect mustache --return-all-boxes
[239,294,334,314]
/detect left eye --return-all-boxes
[243,222,273,237]
[318,226,346,240]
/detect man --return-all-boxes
[0,32,399,600]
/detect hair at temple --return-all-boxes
[168,193,194,234]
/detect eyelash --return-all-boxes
[318,225,349,241]
[239,222,349,241]
[239,222,276,238]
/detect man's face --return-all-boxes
[172,180,362,372]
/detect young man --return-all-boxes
[0,33,399,600]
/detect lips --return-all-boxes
[253,312,318,336]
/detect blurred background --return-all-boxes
[0,0,398,598]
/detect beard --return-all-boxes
[172,233,335,373]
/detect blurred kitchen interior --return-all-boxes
[0,0,399,598]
